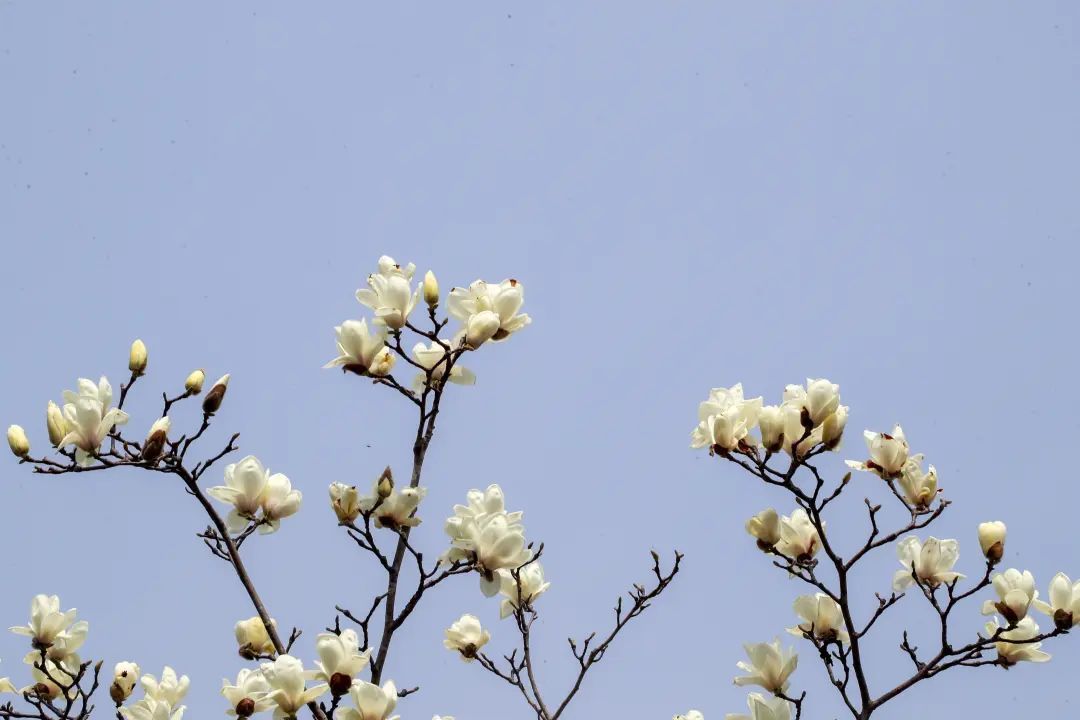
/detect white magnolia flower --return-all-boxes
[422,271,439,306]
[775,509,821,562]
[119,697,185,720]
[209,456,272,533]
[129,339,148,375]
[39,617,87,664]
[444,614,491,661]
[7,425,29,457]
[789,593,849,644]
[758,406,785,452]
[337,680,399,720]
[785,379,841,427]
[260,472,302,533]
[329,483,363,524]
[745,508,781,551]
[982,569,1038,624]
[141,667,190,706]
[733,639,797,693]
[310,629,371,691]
[846,425,909,478]
[111,661,140,704]
[22,657,79,700]
[470,514,533,596]
[892,536,964,591]
[355,255,419,330]
[978,521,1007,563]
[366,482,427,530]
[820,404,848,449]
[58,376,129,466]
[411,341,475,391]
[184,369,206,394]
[9,594,85,651]
[324,319,395,376]
[221,668,274,717]
[498,562,550,619]
[448,279,531,345]
[1033,572,1080,629]
[985,616,1051,665]
[46,401,68,446]
[261,655,327,720]
[726,693,790,720]
[690,384,763,451]
[896,455,937,509]
[441,484,524,564]
[235,616,277,660]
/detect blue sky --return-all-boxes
[1,3,1079,718]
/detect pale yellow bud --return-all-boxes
[7,425,30,457]
[377,466,394,498]
[423,270,440,307]
[184,369,206,394]
[128,339,148,376]
[46,401,67,447]
[978,521,1007,563]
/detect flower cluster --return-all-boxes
[208,455,302,535]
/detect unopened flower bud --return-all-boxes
[185,369,206,394]
[141,417,171,461]
[128,339,148,376]
[202,374,230,414]
[465,311,501,349]
[978,521,1007,563]
[758,406,785,453]
[7,424,30,457]
[110,661,140,704]
[235,616,276,659]
[423,270,440,307]
[46,401,67,447]
[329,482,362,524]
[377,466,394,498]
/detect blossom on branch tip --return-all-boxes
[260,655,327,720]
[141,666,190,707]
[221,668,274,717]
[129,339,148,375]
[733,639,797,693]
[982,569,1038,624]
[311,629,371,695]
[324,319,395,377]
[329,482,363,524]
[9,594,86,652]
[119,697,186,720]
[448,279,531,345]
[726,693,790,720]
[896,455,937,509]
[337,680,399,720]
[7,425,29,457]
[978,521,1007,564]
[498,561,550,619]
[142,416,171,461]
[355,255,419,330]
[259,472,302,533]
[690,384,763,452]
[184,369,205,394]
[411,340,475,391]
[758,406,784,452]
[1033,573,1080,630]
[789,593,848,645]
[357,469,425,530]
[202,374,230,414]
[423,270,440,307]
[58,376,129,466]
[985,617,1051,665]
[209,456,271,533]
[235,616,277,660]
[111,661,141,704]
[441,484,527,574]
[745,509,781,551]
[775,509,821,563]
[46,401,68,447]
[846,425,909,478]
[892,536,964,591]
[444,614,490,661]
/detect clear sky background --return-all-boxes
[2,3,1079,719]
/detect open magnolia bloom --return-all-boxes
[329,482,363,524]
[337,680,399,720]
[690,384,763,452]
[310,629,371,691]
[221,668,274,718]
[119,697,186,720]
[733,639,798,693]
[411,340,475,391]
[9,594,85,652]
[779,380,847,451]
[209,456,273,533]
[981,569,1038,624]
[745,509,781,551]
[985,616,1051,665]
[727,692,791,720]
[1033,572,1080,629]
[58,376,129,466]
[447,279,531,345]
[367,483,427,530]
[469,514,533,596]
[846,425,910,479]
[497,562,550,619]
[260,655,327,719]
[775,509,821,562]
[443,614,491,661]
[892,536,964,591]
[324,318,396,376]
[259,472,303,533]
[355,255,418,330]
[141,666,190,707]
[788,593,849,645]
[896,455,938,509]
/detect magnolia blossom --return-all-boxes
[261,655,327,720]
[982,569,1038,624]
[690,384,763,451]
[444,614,491,661]
[896,456,938,509]
[9,594,86,652]
[141,667,190,707]
[422,271,439,306]
[7,425,29,457]
[411,341,475,391]
[235,616,277,660]
[324,319,395,376]
[497,562,550,619]
[142,416,171,460]
[355,255,419,330]
[209,456,299,534]
[260,472,303,533]
[337,680,399,720]
[221,668,274,717]
[120,697,185,720]
[22,657,79,700]
[745,509,781,551]
[329,483,363,524]
[184,369,206,394]
[733,639,797,693]
[471,514,532,596]
[758,406,784,452]
[46,401,67,446]
[442,484,523,564]
[978,521,1007,563]
[111,661,141,704]
[775,509,821,562]
[367,483,427,530]
[448,279,531,345]
[892,536,964,590]
[846,425,909,478]
[311,629,371,693]
[58,376,129,466]
[726,693,791,720]
[785,379,840,426]
[1033,573,1080,629]
[789,593,848,644]
[129,339,148,375]
[985,617,1051,665]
